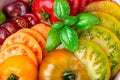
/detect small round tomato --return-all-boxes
[0,27,10,46]
[23,13,39,26]
[12,16,29,28]
[0,55,38,80]
[39,49,90,80]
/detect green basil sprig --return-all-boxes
[60,26,78,52]
[45,11,100,52]
[54,0,70,20]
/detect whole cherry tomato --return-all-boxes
[32,0,81,25]
[3,0,30,18]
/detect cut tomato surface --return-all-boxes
[1,31,42,64]
[0,43,38,67]
[31,23,51,40]
[18,28,48,58]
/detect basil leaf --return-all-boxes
[54,0,70,20]
[51,22,64,30]
[60,26,78,52]
[45,28,61,51]
[75,12,100,30]
[64,16,78,26]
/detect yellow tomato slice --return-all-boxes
[84,1,120,21]
[0,43,38,67]
[1,31,42,64]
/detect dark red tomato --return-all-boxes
[23,13,39,26]
[86,0,94,5]
[79,0,88,12]
[3,0,30,18]
[0,27,10,46]
[12,16,29,28]
[0,21,21,34]
[32,0,81,25]
[67,0,81,15]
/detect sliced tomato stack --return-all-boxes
[0,23,51,68]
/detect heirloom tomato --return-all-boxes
[0,55,38,80]
[39,49,90,80]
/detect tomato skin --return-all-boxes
[32,0,80,24]
[0,55,38,80]
[67,0,81,15]
[39,49,90,80]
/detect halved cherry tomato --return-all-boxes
[0,43,38,67]
[12,16,29,28]
[1,31,42,64]
[0,21,21,34]
[0,27,10,47]
[18,28,48,58]
[31,23,51,40]
[23,13,39,26]
[0,55,38,80]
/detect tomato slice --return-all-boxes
[31,23,51,40]
[0,43,38,67]
[1,31,42,64]
[18,28,48,58]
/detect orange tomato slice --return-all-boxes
[18,28,46,48]
[18,28,48,57]
[0,43,38,67]
[1,31,42,64]
[31,23,51,40]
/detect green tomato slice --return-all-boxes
[75,39,110,80]
[91,11,120,40]
[78,26,120,77]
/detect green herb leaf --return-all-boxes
[54,0,70,20]
[45,28,61,51]
[64,16,78,26]
[51,22,64,30]
[75,12,100,30]
[60,26,78,52]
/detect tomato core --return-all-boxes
[7,74,19,80]
[63,71,75,80]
